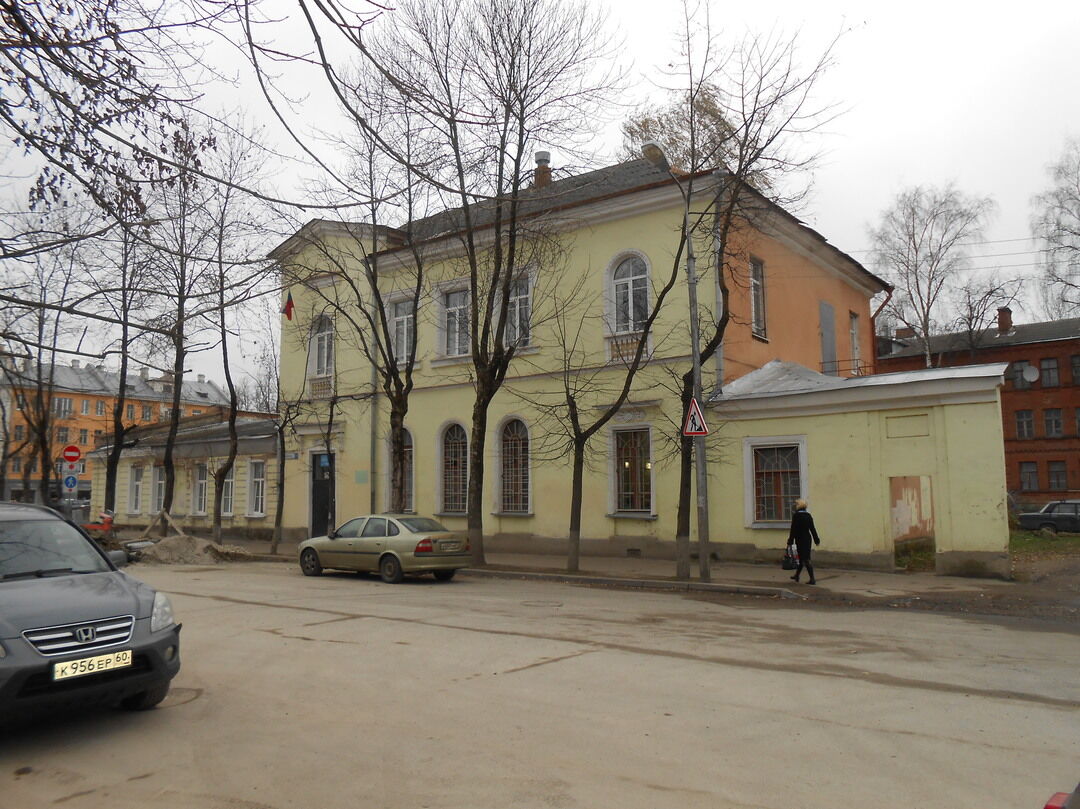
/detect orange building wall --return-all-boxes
[719,230,878,383]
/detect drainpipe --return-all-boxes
[870,288,893,373]
[369,363,378,514]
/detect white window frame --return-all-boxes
[610,254,649,335]
[53,397,72,417]
[96,400,106,416]
[504,276,532,348]
[248,460,266,516]
[436,421,469,514]
[742,435,808,528]
[495,416,531,515]
[221,466,234,516]
[128,466,143,515]
[311,315,334,377]
[606,423,655,517]
[152,466,165,512]
[81,399,90,415]
[443,289,470,357]
[391,299,416,362]
[750,258,767,338]
[849,312,861,366]
[192,463,208,515]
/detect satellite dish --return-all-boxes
[1022,364,1040,383]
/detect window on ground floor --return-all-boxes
[1019,462,1039,492]
[441,424,468,513]
[500,419,529,513]
[1048,461,1067,491]
[614,428,651,512]
[753,445,801,521]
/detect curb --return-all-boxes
[459,566,805,600]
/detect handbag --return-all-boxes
[781,545,799,570]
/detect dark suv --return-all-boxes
[1017,500,1080,534]
[0,503,181,719]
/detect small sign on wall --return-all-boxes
[354,470,369,485]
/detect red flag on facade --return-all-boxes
[282,291,295,320]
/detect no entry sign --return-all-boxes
[62,444,82,463]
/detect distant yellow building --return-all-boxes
[269,157,1010,575]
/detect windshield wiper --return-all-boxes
[2,567,76,581]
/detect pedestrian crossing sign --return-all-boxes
[682,397,709,436]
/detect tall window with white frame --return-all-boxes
[249,460,266,515]
[128,466,143,513]
[444,290,470,356]
[392,300,415,363]
[614,428,651,512]
[753,445,800,521]
[750,258,767,338]
[613,256,648,334]
[193,464,208,514]
[505,278,531,347]
[500,419,529,513]
[849,312,861,370]
[221,467,234,515]
[313,315,334,376]
[152,466,165,512]
[441,424,468,513]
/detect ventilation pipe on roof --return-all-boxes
[997,306,1013,336]
[197,374,205,383]
[534,151,552,189]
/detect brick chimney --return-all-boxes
[140,366,149,380]
[533,151,551,189]
[197,374,205,384]
[997,306,1013,335]
[895,326,916,339]
[70,359,80,369]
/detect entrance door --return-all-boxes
[311,452,335,538]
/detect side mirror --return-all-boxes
[108,549,128,568]
[327,530,337,540]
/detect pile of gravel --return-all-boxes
[135,534,251,565]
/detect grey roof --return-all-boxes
[89,416,277,457]
[0,362,230,407]
[711,359,1009,402]
[884,317,1080,359]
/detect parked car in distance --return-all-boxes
[299,515,471,583]
[1044,782,1080,809]
[0,503,181,721]
[1017,500,1080,534]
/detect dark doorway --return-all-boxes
[311,452,335,538]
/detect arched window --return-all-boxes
[311,315,334,376]
[613,256,648,333]
[441,424,468,513]
[500,419,529,513]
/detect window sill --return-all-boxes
[430,354,472,368]
[246,513,266,519]
[748,521,788,529]
[491,511,533,517]
[606,512,657,521]
[751,332,769,343]
[434,511,467,518]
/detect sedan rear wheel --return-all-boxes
[433,569,456,582]
[379,554,404,584]
[300,548,323,577]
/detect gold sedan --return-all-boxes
[298,515,471,583]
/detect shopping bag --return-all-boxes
[781,545,798,570]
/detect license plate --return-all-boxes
[440,542,461,551]
[53,649,133,681]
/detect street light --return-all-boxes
[641,141,712,582]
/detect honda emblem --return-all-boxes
[75,626,96,644]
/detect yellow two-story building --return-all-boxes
[270,157,1011,576]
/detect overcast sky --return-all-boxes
[608,0,1080,321]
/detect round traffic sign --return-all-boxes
[63,475,78,490]
[62,444,81,463]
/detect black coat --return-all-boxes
[788,509,820,547]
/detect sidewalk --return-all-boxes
[214,535,1023,604]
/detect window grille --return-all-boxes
[501,420,529,512]
[441,425,468,512]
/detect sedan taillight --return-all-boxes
[415,538,434,553]
[1045,794,1070,809]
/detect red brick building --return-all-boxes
[877,308,1080,507]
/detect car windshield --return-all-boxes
[397,517,448,533]
[0,519,110,580]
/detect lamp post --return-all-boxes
[641,141,711,581]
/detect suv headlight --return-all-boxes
[150,592,176,632]
[0,641,6,659]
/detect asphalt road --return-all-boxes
[2,562,1078,809]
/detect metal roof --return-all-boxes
[883,317,1080,359]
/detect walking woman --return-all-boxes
[787,499,821,585]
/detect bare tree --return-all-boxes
[625,6,843,578]
[1033,138,1080,313]
[870,184,995,367]
[949,274,1022,358]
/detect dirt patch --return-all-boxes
[135,535,251,565]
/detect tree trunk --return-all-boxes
[270,423,286,555]
[566,438,586,573]
[160,333,186,536]
[104,345,130,512]
[387,401,407,513]
[673,376,694,580]
[467,393,491,566]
